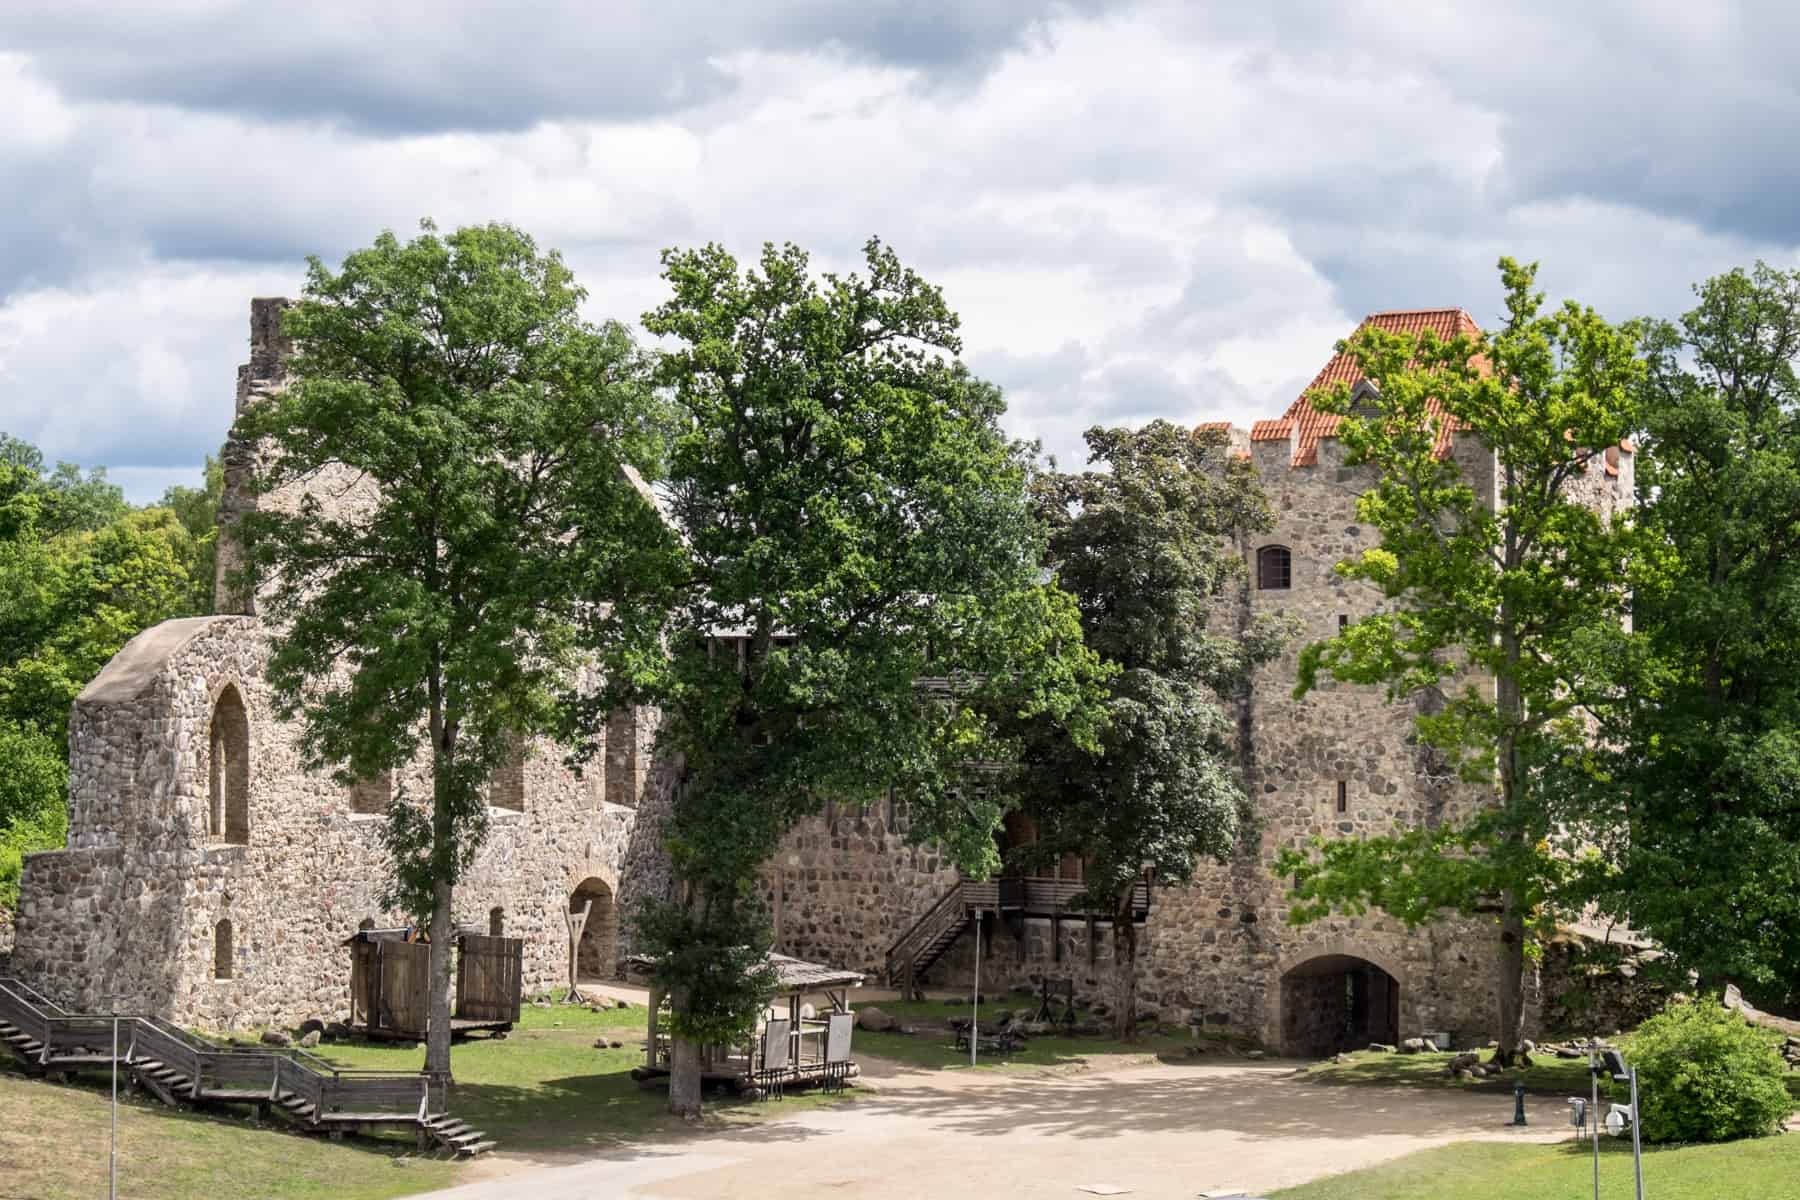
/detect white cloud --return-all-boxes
[4,0,1800,505]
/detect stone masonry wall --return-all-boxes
[761,800,964,975]
[771,424,1632,1054]
[14,615,657,1029]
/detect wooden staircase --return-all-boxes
[884,881,998,994]
[884,877,1155,994]
[0,977,494,1157]
[422,1114,498,1157]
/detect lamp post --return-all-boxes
[108,994,120,1200]
[969,908,984,1067]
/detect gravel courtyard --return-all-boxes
[418,1054,1568,1199]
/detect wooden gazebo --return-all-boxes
[627,952,863,1094]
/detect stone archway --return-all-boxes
[1278,953,1401,1057]
[569,878,617,981]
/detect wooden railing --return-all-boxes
[884,883,974,985]
[1006,877,1151,918]
[0,978,432,1119]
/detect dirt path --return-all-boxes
[420,1055,1569,1199]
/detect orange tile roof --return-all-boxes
[1249,418,1292,442]
[1282,309,1483,467]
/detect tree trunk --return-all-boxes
[425,878,455,1086]
[1112,894,1140,1043]
[1492,895,1527,1067]
[667,987,703,1120]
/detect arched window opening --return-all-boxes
[488,906,505,937]
[1257,545,1293,591]
[207,684,251,843]
[213,919,234,980]
[349,769,391,816]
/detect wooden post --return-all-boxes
[645,983,664,1068]
[564,900,592,1004]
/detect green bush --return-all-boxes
[1628,1000,1791,1143]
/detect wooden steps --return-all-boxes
[422,1114,497,1157]
[0,978,495,1155]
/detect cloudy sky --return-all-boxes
[1,1,1795,502]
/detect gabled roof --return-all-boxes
[1279,308,1484,466]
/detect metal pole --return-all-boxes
[1590,1040,1602,1200]
[970,909,982,1067]
[1630,1066,1644,1200]
[110,1001,119,1200]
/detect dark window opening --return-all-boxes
[1336,781,1348,813]
[1338,614,1349,630]
[349,769,391,815]
[213,919,234,980]
[489,906,505,936]
[1257,545,1292,590]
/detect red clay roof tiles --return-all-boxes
[1281,308,1483,467]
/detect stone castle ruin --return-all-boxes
[10,302,1637,1055]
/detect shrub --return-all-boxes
[1628,1000,1791,1143]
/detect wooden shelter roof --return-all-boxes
[627,951,865,993]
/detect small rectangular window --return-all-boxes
[1338,614,1349,630]
[1336,781,1348,813]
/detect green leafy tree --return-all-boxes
[624,239,1106,1116]
[0,720,66,906]
[236,221,673,1087]
[1276,259,1641,1063]
[0,433,127,536]
[0,434,210,903]
[1009,421,1293,1038]
[159,456,224,615]
[1587,264,1800,1009]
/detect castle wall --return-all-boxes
[759,801,963,975]
[769,428,1523,1052]
[14,616,660,1029]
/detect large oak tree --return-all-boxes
[237,221,672,1089]
[616,239,1107,1116]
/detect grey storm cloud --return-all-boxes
[3,0,1800,501]
[1,0,1122,134]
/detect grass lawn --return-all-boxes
[0,1066,458,1200]
[1269,1134,1800,1199]
[1301,1047,1597,1097]
[0,995,848,1199]
[850,992,1248,1073]
[1303,1046,1800,1109]
[310,996,844,1154]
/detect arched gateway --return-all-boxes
[1278,953,1400,1057]
[569,877,617,981]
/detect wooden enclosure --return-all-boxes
[346,929,522,1041]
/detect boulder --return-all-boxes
[298,1030,321,1049]
[1400,1037,1427,1054]
[857,1006,897,1032]
[260,1030,292,1047]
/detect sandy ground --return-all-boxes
[418,1051,1570,1200]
